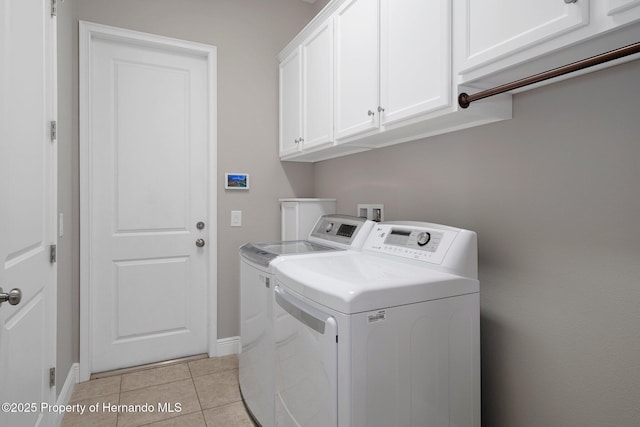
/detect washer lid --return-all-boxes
[274,252,479,314]
[240,240,339,267]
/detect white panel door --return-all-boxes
[0,0,57,426]
[380,0,450,125]
[301,18,333,150]
[608,0,640,15]
[460,0,588,71]
[83,25,214,373]
[279,47,302,157]
[334,0,380,140]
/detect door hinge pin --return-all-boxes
[51,0,57,17]
[49,367,56,387]
[50,121,57,141]
[50,244,57,263]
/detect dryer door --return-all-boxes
[239,259,275,427]
[274,285,338,427]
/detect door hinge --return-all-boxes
[51,0,57,17]
[50,244,57,263]
[50,121,57,142]
[49,367,56,387]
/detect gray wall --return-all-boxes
[56,0,316,390]
[314,60,640,425]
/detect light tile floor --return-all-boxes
[62,355,258,427]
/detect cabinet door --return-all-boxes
[302,18,334,150]
[608,0,640,15]
[279,48,302,157]
[335,0,380,140]
[459,0,588,72]
[380,0,450,126]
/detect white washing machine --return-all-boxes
[273,221,480,427]
[239,215,375,427]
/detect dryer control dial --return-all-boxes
[416,231,431,246]
[325,222,334,233]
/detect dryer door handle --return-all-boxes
[275,285,331,335]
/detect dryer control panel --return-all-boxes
[364,223,459,265]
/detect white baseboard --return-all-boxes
[216,336,240,356]
[54,363,80,426]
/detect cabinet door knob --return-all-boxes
[294,138,300,144]
[377,106,385,113]
[368,110,375,117]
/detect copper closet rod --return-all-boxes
[458,41,640,109]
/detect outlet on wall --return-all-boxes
[357,204,384,222]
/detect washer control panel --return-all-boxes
[365,223,458,264]
[309,214,373,247]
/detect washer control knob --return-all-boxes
[325,222,334,233]
[416,232,431,246]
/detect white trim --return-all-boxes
[53,363,80,427]
[216,336,241,357]
[48,0,59,414]
[207,42,219,359]
[79,21,218,382]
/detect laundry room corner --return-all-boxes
[54,0,319,393]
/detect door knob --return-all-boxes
[0,287,22,307]
[196,239,206,248]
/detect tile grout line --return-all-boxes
[187,362,211,427]
[117,375,122,427]
[189,365,206,423]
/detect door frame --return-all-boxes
[79,21,218,382]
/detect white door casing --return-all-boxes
[80,22,217,379]
[0,0,57,426]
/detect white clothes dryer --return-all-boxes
[272,221,480,427]
[239,215,374,427]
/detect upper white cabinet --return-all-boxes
[608,0,640,15]
[334,0,380,140]
[302,18,334,151]
[280,17,344,160]
[455,0,640,86]
[334,0,452,141]
[380,0,450,126]
[278,0,512,162]
[279,47,302,158]
[457,0,588,74]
